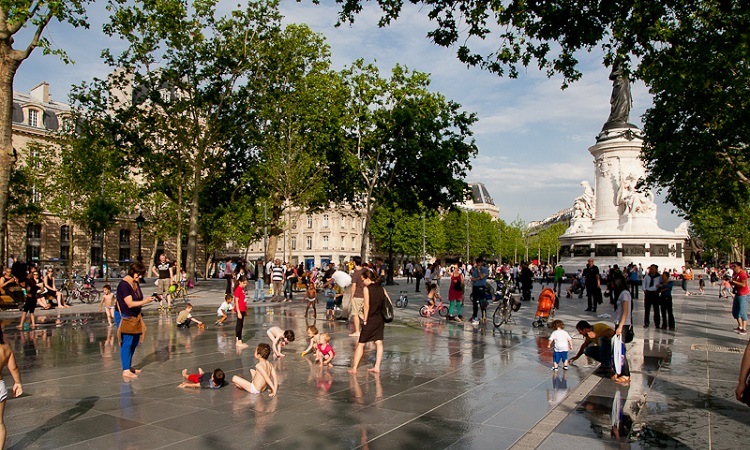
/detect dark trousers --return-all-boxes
[406,273,412,283]
[660,295,675,329]
[629,280,640,299]
[586,285,602,310]
[644,291,661,327]
[471,286,485,320]
[225,274,233,295]
[583,337,612,368]
[235,314,245,341]
[415,276,422,292]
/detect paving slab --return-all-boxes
[0,277,747,449]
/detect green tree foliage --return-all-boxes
[341,60,477,259]
[73,0,283,280]
[689,204,750,265]
[331,0,750,216]
[226,23,351,263]
[0,0,91,263]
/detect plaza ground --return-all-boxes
[0,277,747,449]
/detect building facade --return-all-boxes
[5,83,205,276]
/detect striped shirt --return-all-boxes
[271,265,284,282]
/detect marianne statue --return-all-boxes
[603,58,633,130]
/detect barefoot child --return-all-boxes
[304,284,317,318]
[315,332,335,367]
[267,325,295,358]
[234,276,249,349]
[232,343,278,397]
[99,284,116,327]
[176,303,204,328]
[0,327,23,448]
[300,325,321,357]
[215,295,233,325]
[547,320,573,371]
[325,285,336,321]
[179,367,226,389]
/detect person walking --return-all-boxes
[729,261,749,335]
[414,262,424,293]
[405,261,414,284]
[553,264,565,298]
[116,262,153,379]
[447,265,464,322]
[611,272,632,384]
[658,271,675,330]
[583,258,602,312]
[469,259,489,325]
[270,259,284,303]
[348,256,366,337]
[151,253,174,310]
[642,264,661,329]
[222,257,234,296]
[520,262,534,302]
[348,270,391,374]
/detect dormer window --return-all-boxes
[28,109,39,127]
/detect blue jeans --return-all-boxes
[284,279,293,300]
[116,312,141,371]
[254,279,264,302]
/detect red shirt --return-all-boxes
[733,270,749,296]
[234,285,247,312]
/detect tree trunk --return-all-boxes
[266,233,278,263]
[185,145,205,283]
[0,58,20,267]
[360,206,374,262]
[175,182,183,272]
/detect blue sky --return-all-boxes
[15,0,684,230]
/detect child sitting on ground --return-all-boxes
[177,303,204,328]
[215,294,233,325]
[300,325,321,357]
[304,284,317,318]
[325,285,336,321]
[99,284,116,327]
[231,343,278,397]
[315,332,335,367]
[547,320,573,371]
[179,367,226,389]
[267,325,295,358]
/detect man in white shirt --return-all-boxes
[642,264,661,328]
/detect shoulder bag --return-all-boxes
[382,290,394,323]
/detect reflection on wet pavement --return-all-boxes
[0,280,744,449]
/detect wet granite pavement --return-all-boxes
[0,278,747,449]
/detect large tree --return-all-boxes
[0,0,90,264]
[73,0,283,281]
[331,1,750,216]
[342,59,477,260]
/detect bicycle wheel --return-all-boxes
[492,303,508,328]
[176,287,188,302]
[419,305,429,317]
[88,290,100,304]
[438,305,448,317]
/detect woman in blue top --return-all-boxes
[116,262,153,380]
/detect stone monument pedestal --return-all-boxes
[559,126,688,272]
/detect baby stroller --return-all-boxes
[532,287,556,328]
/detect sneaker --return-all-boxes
[563,365,569,370]
[740,329,748,335]
[734,327,742,332]
[552,367,558,371]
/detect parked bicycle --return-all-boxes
[169,281,189,303]
[395,291,409,308]
[492,279,521,328]
[66,279,101,304]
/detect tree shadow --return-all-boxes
[9,396,99,450]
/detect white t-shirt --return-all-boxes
[331,270,352,288]
[615,290,632,326]
[217,301,232,316]
[549,329,573,352]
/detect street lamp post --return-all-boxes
[135,212,145,263]
[387,218,395,285]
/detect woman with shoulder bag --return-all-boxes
[116,262,153,380]
[448,265,464,322]
[611,272,632,384]
[349,270,391,374]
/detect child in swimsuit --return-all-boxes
[300,325,321,357]
[99,284,116,327]
[231,343,278,396]
[315,332,335,367]
[304,285,317,318]
[0,326,23,449]
[179,367,225,389]
[325,287,336,321]
[266,326,295,358]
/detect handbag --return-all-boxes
[452,280,463,291]
[623,326,635,344]
[119,315,144,334]
[382,296,394,323]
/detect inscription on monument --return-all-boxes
[622,244,646,257]
[559,245,571,257]
[573,245,592,257]
[650,244,669,257]
[595,244,617,257]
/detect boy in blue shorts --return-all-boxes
[325,285,336,321]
